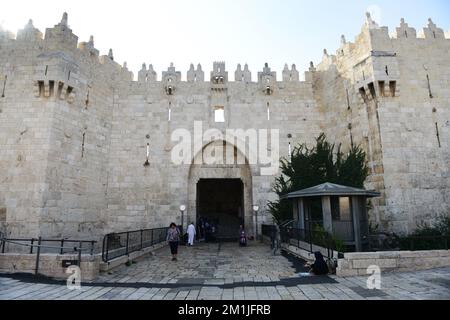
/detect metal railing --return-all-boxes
[279,226,340,260]
[0,236,96,275]
[102,227,168,263]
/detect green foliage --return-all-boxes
[311,225,346,253]
[396,216,450,250]
[268,133,369,224]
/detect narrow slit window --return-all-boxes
[346,88,351,109]
[267,102,270,121]
[81,132,86,158]
[435,123,441,148]
[45,65,48,76]
[85,90,90,108]
[214,106,225,123]
[426,74,433,98]
[378,81,385,97]
[1,75,6,98]
[168,105,172,122]
[68,71,71,81]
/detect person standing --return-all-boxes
[239,225,247,247]
[167,223,180,261]
[187,222,196,246]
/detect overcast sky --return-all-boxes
[2,0,449,80]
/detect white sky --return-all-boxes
[2,0,449,80]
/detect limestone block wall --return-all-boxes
[314,15,450,234]
[1,12,449,241]
[0,253,100,280]
[337,250,450,277]
[105,73,323,235]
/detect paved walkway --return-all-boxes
[1,243,450,300]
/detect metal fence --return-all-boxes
[278,226,340,260]
[101,227,168,263]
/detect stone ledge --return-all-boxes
[0,253,100,281]
[337,249,450,277]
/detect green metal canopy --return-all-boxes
[281,182,381,199]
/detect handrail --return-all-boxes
[102,227,168,263]
[2,239,93,252]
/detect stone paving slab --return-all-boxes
[0,243,450,300]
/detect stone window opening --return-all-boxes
[45,65,48,76]
[66,86,73,100]
[404,30,408,38]
[433,31,436,38]
[385,66,389,76]
[267,102,270,121]
[359,87,368,103]
[362,71,365,81]
[1,75,6,98]
[389,81,396,97]
[37,81,44,97]
[57,82,64,98]
[68,71,71,81]
[214,106,225,123]
[49,81,55,97]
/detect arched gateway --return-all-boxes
[187,140,254,240]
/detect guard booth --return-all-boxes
[282,183,380,252]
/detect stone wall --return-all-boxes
[314,14,450,234]
[0,12,449,241]
[337,250,450,277]
[0,253,100,280]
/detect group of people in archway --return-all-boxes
[196,217,218,243]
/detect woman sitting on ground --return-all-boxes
[305,252,329,275]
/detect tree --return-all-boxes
[268,133,369,224]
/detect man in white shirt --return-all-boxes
[187,222,196,246]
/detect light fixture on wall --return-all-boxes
[253,205,260,241]
[180,205,186,233]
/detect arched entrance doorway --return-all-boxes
[187,140,253,241]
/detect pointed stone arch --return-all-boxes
[187,140,255,237]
